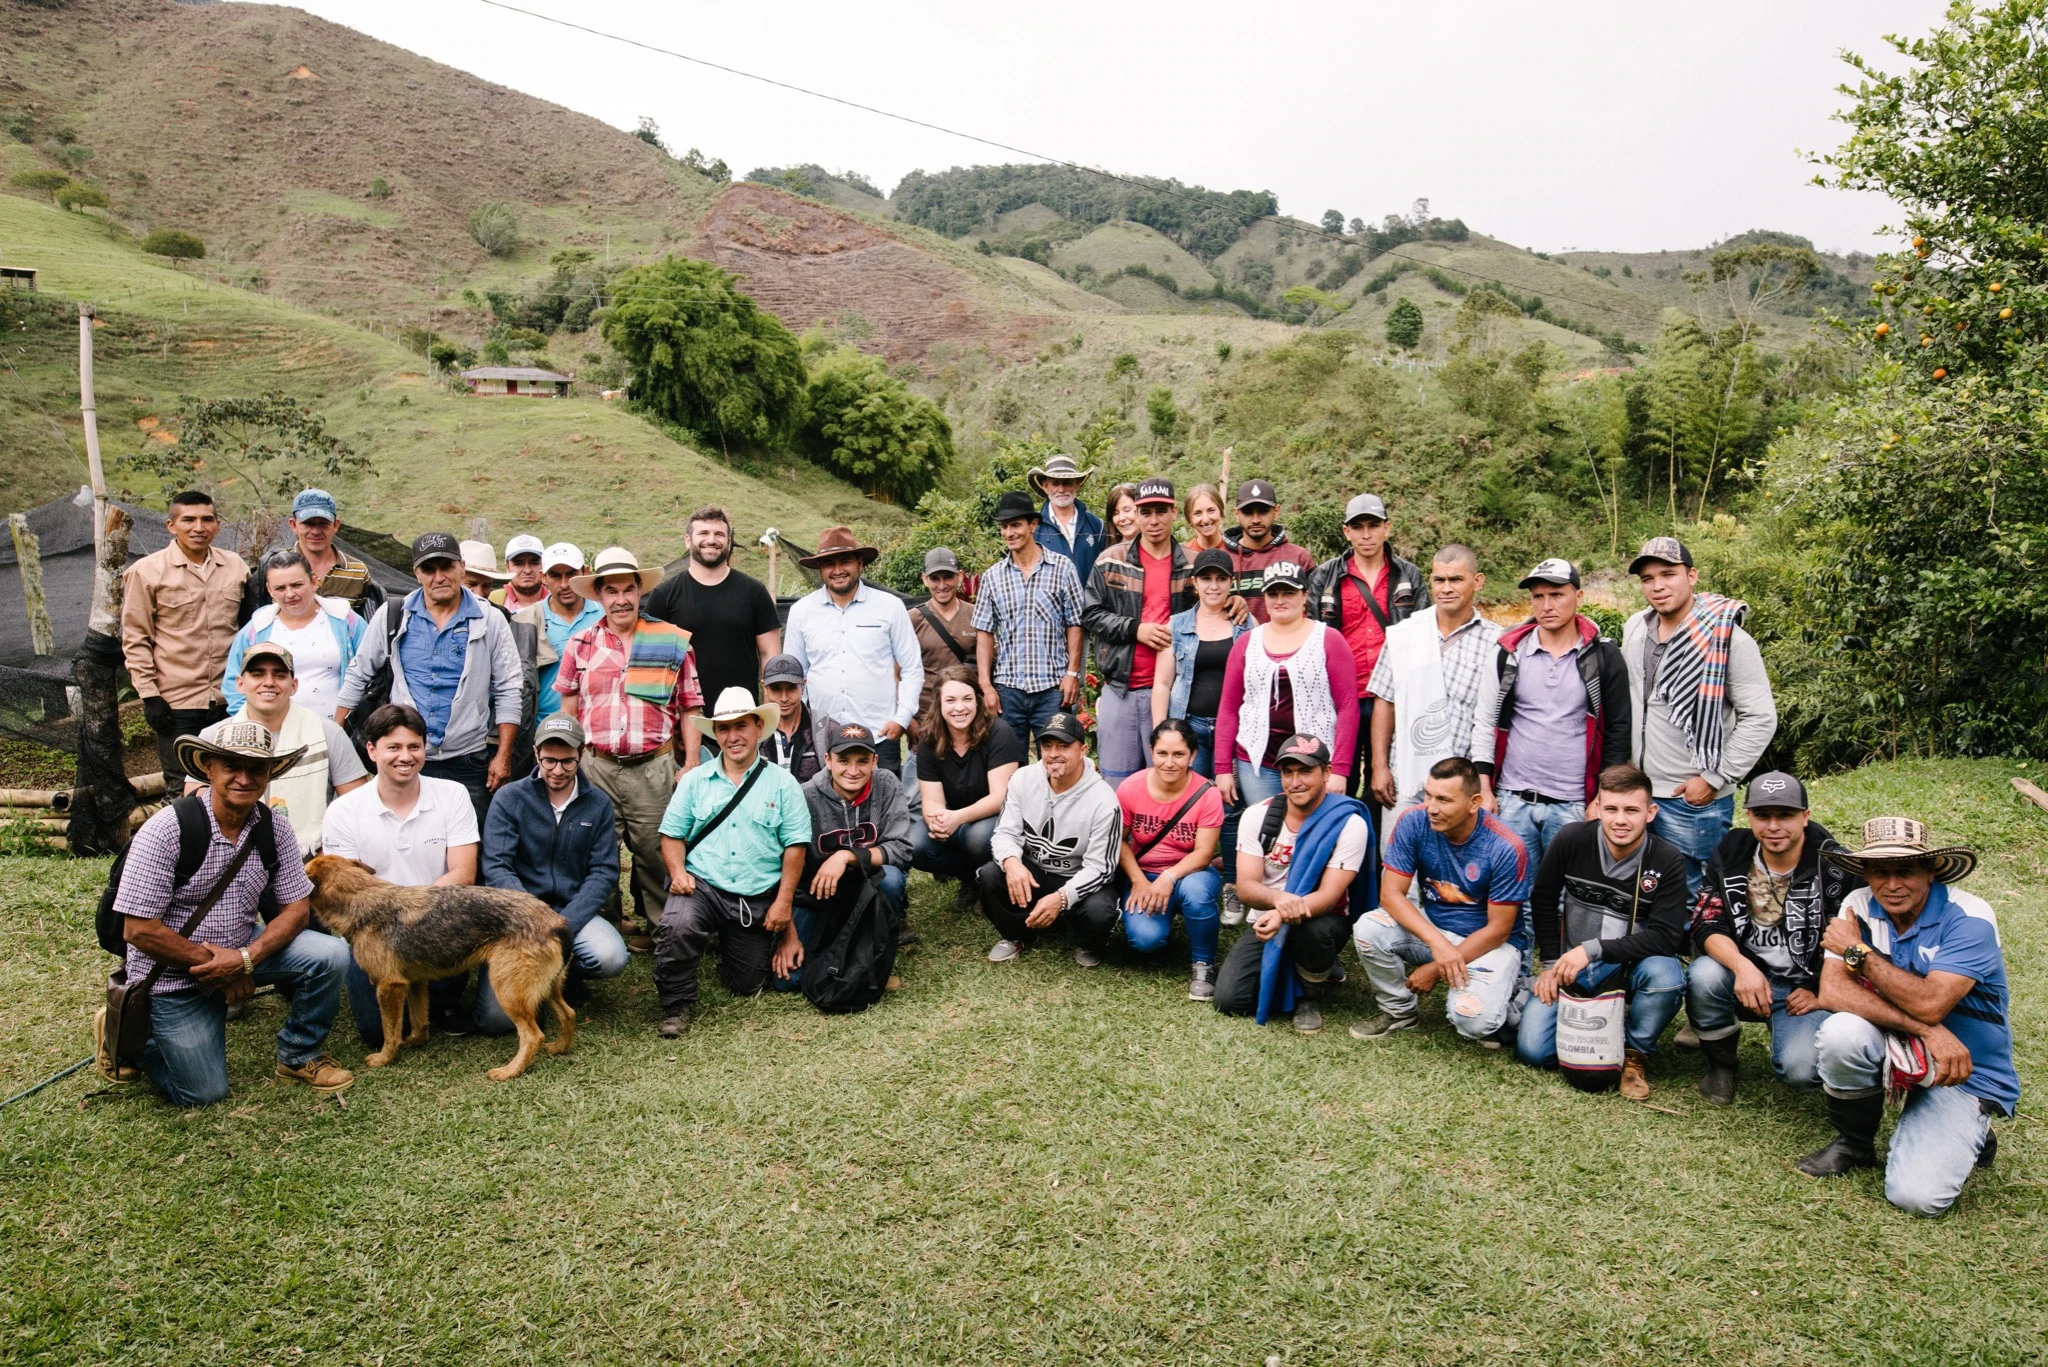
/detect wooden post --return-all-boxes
[8,513,54,655]
[1218,445,1233,512]
[762,528,780,599]
[71,303,138,854]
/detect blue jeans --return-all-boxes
[1120,866,1222,965]
[474,918,633,1035]
[141,930,353,1107]
[1185,714,1216,779]
[1226,760,1284,875]
[910,815,997,881]
[1515,955,1687,1065]
[773,864,908,991]
[1817,1012,1998,1217]
[1686,956,1830,1088]
[1495,792,1583,967]
[1652,792,1734,897]
[997,685,1062,749]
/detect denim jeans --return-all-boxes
[997,685,1063,749]
[1495,792,1583,966]
[1652,792,1734,897]
[1185,714,1216,779]
[910,815,997,882]
[1515,955,1686,1065]
[423,748,494,835]
[1353,909,1525,1039]
[141,929,353,1107]
[1226,760,1284,877]
[1120,866,1222,965]
[474,917,633,1035]
[773,864,908,991]
[1816,1012,1997,1217]
[1686,956,1830,1088]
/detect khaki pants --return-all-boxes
[583,748,678,930]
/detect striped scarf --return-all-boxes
[1649,591,1747,776]
[624,618,693,705]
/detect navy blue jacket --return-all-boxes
[1036,501,1107,589]
[482,771,619,937]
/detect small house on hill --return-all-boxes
[1,266,35,291]
[459,366,572,397]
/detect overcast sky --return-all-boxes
[274,0,1944,254]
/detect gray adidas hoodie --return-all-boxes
[990,756,1122,904]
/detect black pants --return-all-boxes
[153,703,228,784]
[974,860,1118,952]
[655,883,782,1012]
[1343,701,1375,801]
[1214,909,1350,1017]
[424,749,493,833]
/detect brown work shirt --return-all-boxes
[121,542,250,708]
[911,595,976,685]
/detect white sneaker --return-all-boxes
[1220,885,1245,926]
[987,939,1023,963]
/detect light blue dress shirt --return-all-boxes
[784,581,924,734]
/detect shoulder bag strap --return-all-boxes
[1350,563,1396,631]
[133,812,269,994]
[917,602,973,663]
[685,762,768,850]
[1129,781,1214,862]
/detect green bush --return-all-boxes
[799,347,953,504]
[139,229,205,259]
[54,181,108,211]
[1386,298,1425,349]
[369,177,391,200]
[467,201,518,256]
[8,168,68,196]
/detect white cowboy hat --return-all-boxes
[1823,815,1977,883]
[569,546,661,598]
[689,685,780,739]
[458,539,512,583]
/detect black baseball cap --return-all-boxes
[1744,771,1809,812]
[1235,478,1278,511]
[1273,734,1331,770]
[1135,477,1176,507]
[1261,559,1307,593]
[993,490,1038,526]
[1192,547,1234,578]
[1038,711,1089,746]
[411,531,462,569]
[826,721,879,755]
[1518,557,1581,589]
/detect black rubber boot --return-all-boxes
[1796,1091,1884,1178]
[1698,1032,1739,1106]
[1977,1128,1998,1169]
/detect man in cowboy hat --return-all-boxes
[975,490,1085,748]
[106,719,354,1105]
[459,539,514,600]
[553,546,705,936]
[783,527,923,776]
[1800,817,2016,1216]
[1029,452,1107,588]
[653,686,813,1037]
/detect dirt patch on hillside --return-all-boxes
[692,185,1057,370]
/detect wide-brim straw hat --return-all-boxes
[797,526,880,569]
[1027,453,1096,496]
[175,718,307,785]
[458,539,512,583]
[689,685,781,739]
[1823,815,1977,883]
[570,546,661,598]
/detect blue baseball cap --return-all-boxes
[291,488,338,523]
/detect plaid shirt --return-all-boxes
[553,617,705,758]
[1368,609,1501,756]
[972,551,1083,692]
[114,793,313,994]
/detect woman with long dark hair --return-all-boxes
[1116,718,1226,999]
[1103,483,1141,546]
[911,664,1024,897]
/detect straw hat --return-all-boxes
[1027,452,1096,496]
[174,718,307,785]
[569,546,661,598]
[797,526,879,569]
[1823,816,1977,883]
[689,685,780,739]
[458,540,511,583]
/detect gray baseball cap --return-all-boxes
[533,713,585,751]
[762,653,806,686]
[1344,493,1388,524]
[1744,771,1809,811]
[923,546,961,576]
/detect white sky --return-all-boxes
[270,0,1943,254]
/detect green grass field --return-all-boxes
[2,759,2042,1364]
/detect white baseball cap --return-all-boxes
[505,534,546,562]
[542,541,584,573]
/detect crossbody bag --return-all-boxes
[917,602,973,663]
[1129,780,1215,863]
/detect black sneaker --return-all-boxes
[430,1007,474,1037]
[658,1010,691,1039]
[1292,1000,1325,1035]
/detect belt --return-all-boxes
[1506,788,1571,805]
[589,739,672,768]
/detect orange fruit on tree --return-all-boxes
[2002,307,2014,319]
[1933,368,1948,379]
[1875,322,1891,337]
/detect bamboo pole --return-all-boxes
[0,788,71,810]
[8,514,54,655]
[71,302,139,855]
[1218,446,1233,512]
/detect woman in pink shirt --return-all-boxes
[1214,559,1359,816]
[1116,719,1226,1000]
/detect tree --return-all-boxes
[7,168,68,197]
[128,393,367,536]
[680,148,731,183]
[600,256,807,452]
[1385,297,1425,349]
[468,201,518,256]
[1682,242,1817,516]
[799,347,953,504]
[1145,387,1181,447]
[139,229,205,259]
[368,177,392,200]
[1321,209,1346,235]
[55,182,108,212]
[1347,217,1366,238]
[633,117,667,153]
[1108,352,1142,411]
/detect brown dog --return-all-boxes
[304,855,575,1081]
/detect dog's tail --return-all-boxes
[551,921,574,983]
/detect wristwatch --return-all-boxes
[1842,942,1870,975]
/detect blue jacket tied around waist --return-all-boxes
[1256,794,1377,1024]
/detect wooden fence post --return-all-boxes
[71,303,138,854]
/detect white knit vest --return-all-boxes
[1236,623,1337,768]
[265,703,332,857]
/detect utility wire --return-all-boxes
[474,0,1666,327]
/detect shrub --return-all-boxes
[428,341,463,371]
[369,177,391,200]
[139,229,205,259]
[1145,387,1181,446]
[798,347,953,504]
[55,182,108,211]
[481,340,510,365]
[8,168,68,196]
[1386,297,1425,349]
[468,201,518,256]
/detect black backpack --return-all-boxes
[800,871,900,1014]
[341,603,404,760]
[96,797,279,955]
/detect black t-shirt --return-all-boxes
[915,718,1025,812]
[643,568,780,706]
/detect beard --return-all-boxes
[692,541,732,569]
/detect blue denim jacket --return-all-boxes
[1167,607,1249,718]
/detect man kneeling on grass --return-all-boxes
[1351,756,1531,1045]
[653,687,812,1037]
[1214,734,1374,1034]
[774,721,914,993]
[976,710,1122,966]
[1514,763,1689,1100]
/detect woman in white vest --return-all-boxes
[225,549,366,722]
[1212,559,1362,829]
[189,640,369,856]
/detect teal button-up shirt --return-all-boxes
[658,755,812,896]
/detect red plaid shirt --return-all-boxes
[553,618,704,757]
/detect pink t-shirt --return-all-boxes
[1117,771,1226,874]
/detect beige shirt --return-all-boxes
[120,542,249,708]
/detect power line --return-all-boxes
[473,0,1666,328]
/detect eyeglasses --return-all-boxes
[536,755,581,770]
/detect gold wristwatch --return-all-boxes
[1842,942,1870,975]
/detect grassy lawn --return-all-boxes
[2,758,2043,1364]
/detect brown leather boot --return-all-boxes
[1619,1048,1652,1101]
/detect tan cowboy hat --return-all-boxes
[174,718,307,785]
[797,526,879,570]
[458,539,512,584]
[689,685,780,739]
[570,546,661,598]
[1823,816,1977,883]
[1027,452,1096,496]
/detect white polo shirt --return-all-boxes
[319,775,478,887]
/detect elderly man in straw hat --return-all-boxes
[783,526,923,776]
[652,686,813,1037]
[552,546,704,942]
[1029,451,1108,588]
[1800,817,2017,1215]
[100,720,354,1105]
